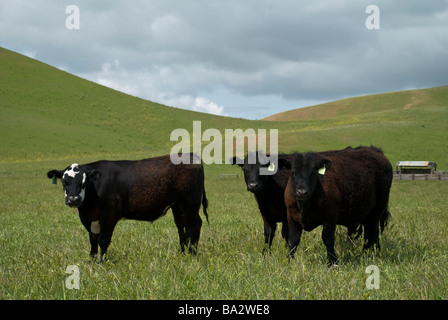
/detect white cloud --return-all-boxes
[191,96,225,115]
[96,77,140,98]
[85,61,226,116]
[157,94,225,116]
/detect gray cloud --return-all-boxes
[1,0,447,118]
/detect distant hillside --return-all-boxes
[0,47,258,163]
[263,86,448,122]
[262,86,448,169]
[1,47,447,170]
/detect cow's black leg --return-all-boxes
[98,233,112,262]
[89,232,99,258]
[322,224,338,266]
[172,205,188,253]
[98,218,117,262]
[174,196,203,255]
[287,218,302,259]
[79,212,100,259]
[363,221,380,252]
[184,209,202,255]
[281,221,289,246]
[262,217,276,254]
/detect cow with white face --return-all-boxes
[48,163,99,208]
[47,154,209,262]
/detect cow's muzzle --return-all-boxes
[295,188,309,201]
[247,182,261,193]
[66,195,82,207]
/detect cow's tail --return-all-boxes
[202,189,209,224]
[380,208,391,233]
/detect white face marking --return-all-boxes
[62,164,87,204]
[64,163,80,179]
[90,221,101,234]
[268,162,276,172]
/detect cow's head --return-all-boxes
[279,153,331,201]
[47,163,100,207]
[230,152,278,193]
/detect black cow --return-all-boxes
[47,153,209,261]
[230,149,361,253]
[230,152,292,252]
[280,146,392,265]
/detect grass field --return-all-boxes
[1,161,447,300]
[1,47,447,300]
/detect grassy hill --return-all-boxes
[262,86,448,170]
[0,47,259,163]
[264,87,448,121]
[1,47,447,169]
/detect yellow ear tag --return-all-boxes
[318,166,326,175]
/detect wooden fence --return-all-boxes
[393,172,448,181]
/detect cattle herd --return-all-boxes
[47,146,393,265]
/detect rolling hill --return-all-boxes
[261,86,448,169]
[0,47,259,163]
[1,47,447,169]
[263,86,448,122]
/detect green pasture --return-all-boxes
[0,161,447,300]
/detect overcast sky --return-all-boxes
[1,0,447,119]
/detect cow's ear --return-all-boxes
[318,157,332,174]
[47,169,64,179]
[277,158,291,170]
[47,169,64,185]
[229,156,244,167]
[89,169,101,181]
